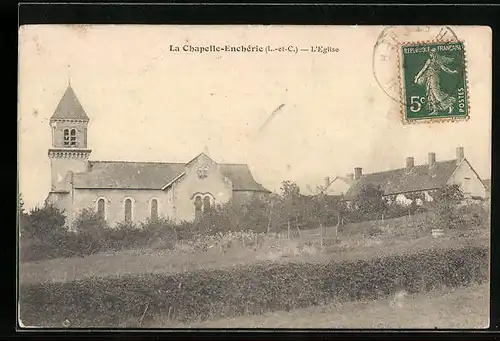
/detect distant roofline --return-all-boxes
[233,188,272,193]
[355,158,461,177]
[89,160,185,165]
[74,187,161,190]
[343,186,443,201]
[382,186,442,196]
[88,159,251,166]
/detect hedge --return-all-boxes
[19,245,488,328]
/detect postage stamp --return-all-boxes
[400,41,469,122]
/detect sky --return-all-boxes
[18,25,492,209]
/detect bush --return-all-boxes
[21,206,66,242]
[458,202,490,230]
[19,245,488,327]
[19,206,68,262]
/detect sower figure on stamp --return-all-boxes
[413,48,458,115]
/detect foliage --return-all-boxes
[19,180,487,262]
[457,202,490,230]
[20,205,66,242]
[350,184,388,221]
[428,185,467,230]
[19,245,488,327]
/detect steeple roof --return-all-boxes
[50,85,89,121]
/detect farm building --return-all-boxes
[343,147,488,206]
[45,84,271,227]
[321,174,356,196]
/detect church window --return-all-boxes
[63,129,70,146]
[203,196,211,213]
[124,198,133,222]
[70,129,77,147]
[96,198,106,220]
[194,195,203,220]
[150,199,158,221]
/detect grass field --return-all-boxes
[19,222,489,284]
[143,283,489,329]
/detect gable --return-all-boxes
[447,158,487,189]
[324,176,354,195]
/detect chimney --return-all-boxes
[405,157,414,172]
[347,173,354,181]
[324,176,330,189]
[456,146,464,163]
[354,167,362,180]
[428,152,436,168]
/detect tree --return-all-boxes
[238,195,271,233]
[430,184,466,230]
[351,184,387,221]
[280,180,304,237]
[434,184,465,204]
[22,205,66,242]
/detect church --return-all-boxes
[45,85,271,228]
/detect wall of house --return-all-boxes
[386,191,433,206]
[326,179,352,196]
[447,160,487,198]
[171,154,233,222]
[70,188,169,227]
[395,194,413,206]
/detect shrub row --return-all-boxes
[19,245,489,328]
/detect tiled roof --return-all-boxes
[50,85,90,121]
[343,159,461,200]
[72,161,270,192]
[218,164,271,192]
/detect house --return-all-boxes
[343,147,488,206]
[321,174,355,196]
[44,85,271,227]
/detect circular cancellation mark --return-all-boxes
[372,26,467,116]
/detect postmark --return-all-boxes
[372,26,470,124]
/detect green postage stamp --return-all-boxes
[400,41,469,123]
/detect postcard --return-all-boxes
[18,25,491,329]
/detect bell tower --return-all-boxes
[48,84,92,191]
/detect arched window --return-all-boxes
[150,198,158,221]
[124,198,133,222]
[96,198,106,220]
[203,196,211,213]
[194,196,203,220]
[63,129,70,146]
[70,129,77,147]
